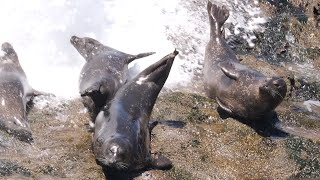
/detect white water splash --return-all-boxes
[0,0,266,98]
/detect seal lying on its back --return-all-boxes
[93,50,179,172]
[70,36,155,119]
[204,1,287,120]
[0,42,39,142]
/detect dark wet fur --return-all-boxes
[204,2,287,120]
[93,50,178,175]
[0,42,39,143]
[71,36,156,121]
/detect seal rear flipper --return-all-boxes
[1,42,18,61]
[150,153,172,170]
[207,1,229,37]
[137,49,179,87]
[219,62,239,80]
[125,51,156,64]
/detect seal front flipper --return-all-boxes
[219,62,239,80]
[216,97,233,114]
[80,81,111,112]
[126,52,156,64]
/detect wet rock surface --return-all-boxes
[0,90,319,179]
[0,0,319,179]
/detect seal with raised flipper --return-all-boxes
[0,42,41,143]
[203,1,287,119]
[70,36,155,120]
[93,50,179,172]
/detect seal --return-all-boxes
[0,42,40,142]
[70,36,155,120]
[93,50,179,172]
[203,1,287,120]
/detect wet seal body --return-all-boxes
[70,36,155,119]
[203,1,287,119]
[93,50,179,172]
[0,42,39,142]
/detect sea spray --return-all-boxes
[0,0,266,98]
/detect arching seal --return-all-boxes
[203,1,287,119]
[93,50,179,172]
[70,36,155,120]
[0,42,39,142]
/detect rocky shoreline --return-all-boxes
[1,0,319,179]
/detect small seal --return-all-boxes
[93,50,179,172]
[70,36,155,120]
[203,1,287,119]
[0,42,39,142]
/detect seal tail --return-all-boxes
[207,1,229,38]
[138,49,178,86]
[126,52,156,64]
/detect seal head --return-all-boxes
[95,135,132,170]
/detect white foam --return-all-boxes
[0,49,5,57]
[0,0,267,98]
[1,98,5,106]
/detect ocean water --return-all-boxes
[0,0,266,98]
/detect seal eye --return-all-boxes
[273,83,280,88]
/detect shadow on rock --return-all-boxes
[102,168,141,180]
[102,165,172,180]
[218,107,289,137]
